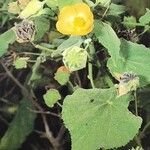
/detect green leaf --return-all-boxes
[46,0,58,8]
[107,39,150,86]
[19,0,45,19]
[13,57,29,69]
[28,53,46,84]
[139,8,150,25]
[93,20,121,63]
[62,87,142,150]
[32,17,50,41]
[43,89,61,107]
[123,16,137,29]
[108,3,126,16]
[96,0,111,7]
[54,71,70,85]
[57,0,82,9]
[0,29,16,57]
[0,99,36,150]
[51,36,83,57]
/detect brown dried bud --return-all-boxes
[14,20,35,43]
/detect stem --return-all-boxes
[134,136,142,147]
[32,43,54,53]
[140,120,150,138]
[88,62,95,89]
[134,91,138,116]
[20,52,41,56]
[123,22,146,27]
[133,91,142,147]
[68,81,74,92]
[87,41,96,89]
[102,4,110,19]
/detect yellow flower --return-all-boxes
[56,3,94,35]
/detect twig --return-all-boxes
[140,120,150,138]
[88,62,95,89]
[75,71,82,87]
[0,60,28,96]
[28,108,60,118]
[56,125,66,142]
[0,114,9,125]
[87,41,96,89]
[134,91,138,116]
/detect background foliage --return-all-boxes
[0,0,150,150]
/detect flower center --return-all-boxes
[73,17,86,28]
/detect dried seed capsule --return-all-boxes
[119,72,138,84]
[14,20,35,43]
[117,72,139,96]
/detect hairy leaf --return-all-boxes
[13,57,29,69]
[0,99,36,150]
[139,8,150,25]
[94,20,121,64]
[33,17,50,41]
[54,71,70,85]
[62,88,142,150]
[51,36,83,57]
[0,29,16,57]
[57,0,82,9]
[43,89,61,107]
[108,3,126,16]
[107,39,150,86]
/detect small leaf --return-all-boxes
[18,0,30,10]
[62,46,88,72]
[0,99,36,150]
[108,3,126,16]
[0,29,16,57]
[54,66,70,85]
[123,16,137,29]
[8,2,20,14]
[13,57,29,69]
[62,88,142,150]
[43,89,61,108]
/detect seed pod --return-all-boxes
[62,46,88,72]
[14,20,35,43]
